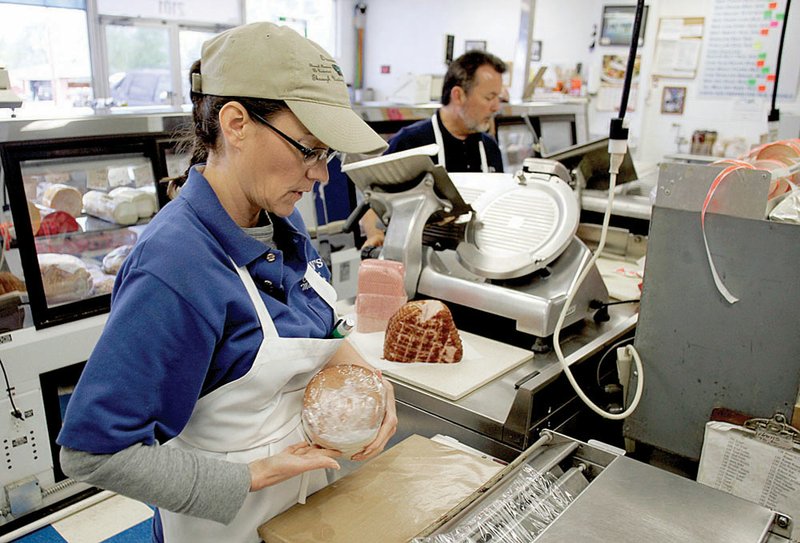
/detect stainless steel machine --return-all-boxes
[626,162,800,460]
[415,431,791,542]
[342,145,609,342]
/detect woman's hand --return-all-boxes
[350,375,397,462]
[248,442,341,492]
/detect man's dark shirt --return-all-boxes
[385,112,504,173]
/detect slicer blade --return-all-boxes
[456,171,579,280]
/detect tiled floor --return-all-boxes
[11,495,153,543]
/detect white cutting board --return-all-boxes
[348,330,533,401]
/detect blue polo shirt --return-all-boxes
[58,167,335,454]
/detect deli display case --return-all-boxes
[1,133,163,329]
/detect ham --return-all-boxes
[42,184,82,218]
[355,260,407,333]
[383,300,463,363]
[302,364,386,453]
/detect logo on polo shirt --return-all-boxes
[300,278,312,291]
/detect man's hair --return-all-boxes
[441,51,506,106]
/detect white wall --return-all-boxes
[335,0,800,165]
[338,0,521,101]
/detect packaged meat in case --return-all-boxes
[109,187,157,219]
[42,183,82,218]
[102,244,134,275]
[83,191,139,226]
[88,266,116,296]
[38,253,93,304]
[355,259,407,333]
[1,134,163,329]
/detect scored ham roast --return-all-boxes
[383,300,463,363]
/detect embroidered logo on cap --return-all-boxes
[310,55,345,84]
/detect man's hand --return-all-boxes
[359,209,385,249]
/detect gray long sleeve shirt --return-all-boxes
[60,443,251,524]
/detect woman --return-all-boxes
[57,22,395,543]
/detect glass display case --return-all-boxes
[1,134,161,329]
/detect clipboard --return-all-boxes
[697,413,798,541]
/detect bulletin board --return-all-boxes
[699,0,799,100]
[652,17,704,79]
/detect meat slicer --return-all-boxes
[342,144,608,342]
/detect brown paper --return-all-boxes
[258,435,502,543]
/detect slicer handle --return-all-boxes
[343,199,371,233]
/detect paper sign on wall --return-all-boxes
[699,0,799,100]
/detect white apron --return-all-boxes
[431,112,489,173]
[159,261,342,543]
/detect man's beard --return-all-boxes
[461,112,492,134]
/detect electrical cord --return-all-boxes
[548,0,647,421]
[595,336,636,387]
[552,145,645,420]
[0,356,24,421]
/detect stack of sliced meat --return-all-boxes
[383,300,463,363]
[355,260,407,333]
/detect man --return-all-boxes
[361,50,507,248]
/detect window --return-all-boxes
[246,0,335,54]
[179,29,216,104]
[105,24,171,106]
[0,0,338,116]
[0,3,92,114]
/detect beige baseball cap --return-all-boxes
[191,22,387,155]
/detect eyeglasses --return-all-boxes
[249,111,335,166]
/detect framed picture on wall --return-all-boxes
[465,40,487,52]
[600,5,649,46]
[531,40,542,61]
[661,86,686,114]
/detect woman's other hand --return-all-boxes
[350,375,397,461]
[248,442,341,492]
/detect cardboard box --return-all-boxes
[259,435,502,543]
